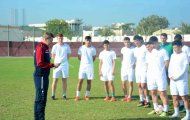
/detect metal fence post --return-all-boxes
[33,26,35,56]
[7,25,10,56]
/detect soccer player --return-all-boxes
[99,40,116,102]
[133,35,150,107]
[160,33,173,92]
[168,40,190,120]
[160,33,173,59]
[174,34,190,61]
[146,36,169,117]
[51,33,71,100]
[75,36,96,101]
[120,37,135,102]
[33,32,60,120]
[174,34,190,112]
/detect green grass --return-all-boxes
[0,58,186,120]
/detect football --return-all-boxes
[155,105,163,114]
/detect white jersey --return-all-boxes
[99,50,116,72]
[78,45,96,66]
[51,43,71,65]
[121,46,135,68]
[134,45,147,72]
[146,48,169,80]
[168,52,189,81]
[182,45,190,57]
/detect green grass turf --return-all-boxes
[0,58,186,120]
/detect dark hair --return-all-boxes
[57,33,63,37]
[103,40,109,45]
[124,37,130,41]
[172,40,182,46]
[145,41,153,46]
[133,35,140,40]
[174,34,182,41]
[149,36,158,43]
[161,33,167,38]
[85,36,91,41]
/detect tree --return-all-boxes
[179,22,190,34]
[97,27,115,37]
[45,19,72,39]
[120,23,135,31]
[136,15,169,35]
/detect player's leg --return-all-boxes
[85,80,91,100]
[169,95,180,118]
[137,83,144,106]
[52,67,61,100]
[121,80,128,101]
[181,95,190,120]
[127,81,133,102]
[75,79,83,101]
[127,67,134,102]
[62,64,69,100]
[62,78,67,100]
[75,69,85,101]
[121,68,128,101]
[159,90,169,117]
[148,90,158,115]
[51,78,58,100]
[109,81,115,102]
[104,81,110,101]
[142,83,150,107]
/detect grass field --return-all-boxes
[0,58,187,120]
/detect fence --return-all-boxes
[1,41,190,57]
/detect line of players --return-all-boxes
[51,33,190,120]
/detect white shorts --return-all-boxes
[121,66,134,81]
[100,70,114,81]
[170,79,189,96]
[53,64,69,78]
[147,77,167,91]
[79,65,94,80]
[135,70,147,83]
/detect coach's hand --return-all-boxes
[54,63,61,68]
[170,76,174,81]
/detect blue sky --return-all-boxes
[0,0,189,27]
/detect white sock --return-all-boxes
[174,107,179,115]
[146,96,150,102]
[127,95,131,98]
[163,104,169,112]
[179,100,184,106]
[76,91,80,97]
[140,94,144,101]
[125,95,128,98]
[63,92,66,97]
[52,92,55,96]
[85,91,90,96]
[153,103,158,110]
[186,109,190,117]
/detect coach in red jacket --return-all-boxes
[33,32,60,120]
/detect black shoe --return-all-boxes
[144,102,151,108]
[63,96,67,101]
[51,96,55,100]
[137,101,144,107]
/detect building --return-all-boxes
[66,19,82,36]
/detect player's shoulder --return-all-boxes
[90,45,96,50]
[110,49,116,54]
[182,45,189,49]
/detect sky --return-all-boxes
[0,0,190,27]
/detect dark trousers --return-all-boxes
[34,75,49,120]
